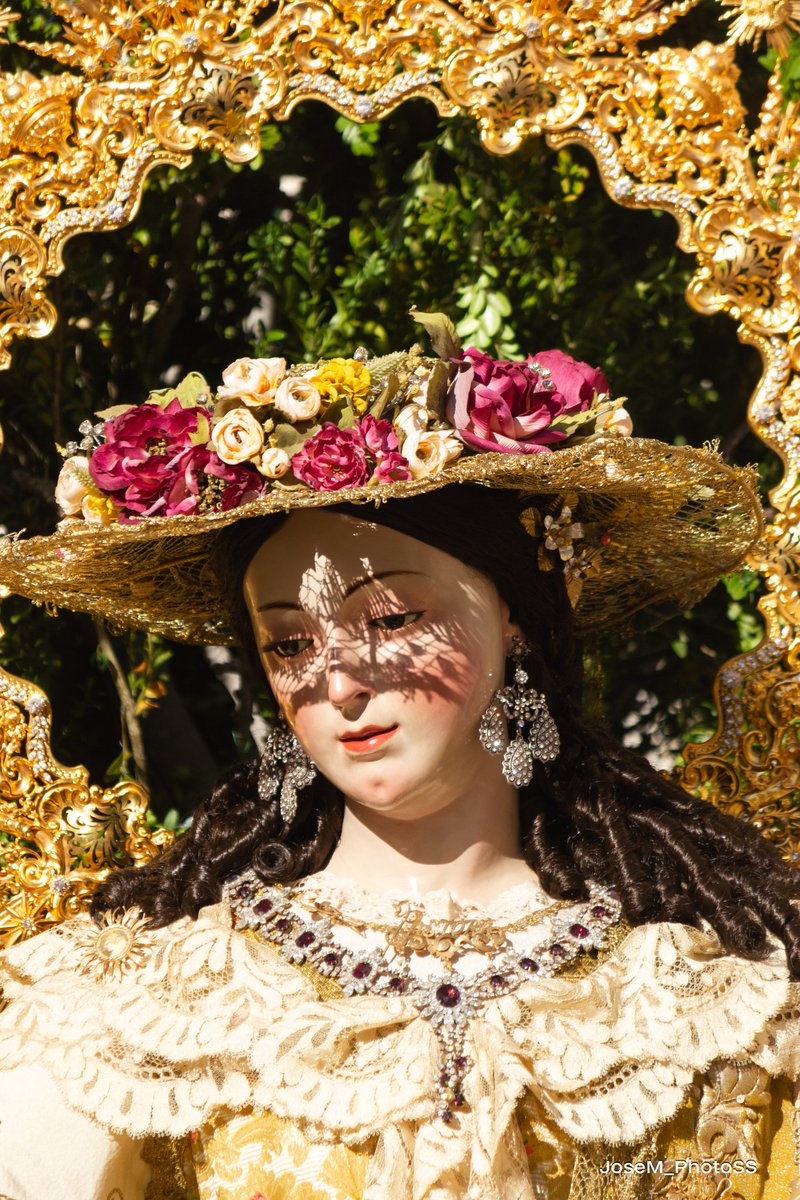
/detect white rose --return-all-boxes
[256,447,291,479]
[217,357,286,406]
[402,429,463,479]
[55,456,92,516]
[211,407,265,464]
[596,405,633,437]
[393,403,430,441]
[273,377,322,422]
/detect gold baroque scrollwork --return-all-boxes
[0,661,171,945]
[0,0,798,943]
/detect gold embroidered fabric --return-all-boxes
[0,893,798,1200]
[192,1107,373,1200]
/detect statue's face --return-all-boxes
[243,509,519,820]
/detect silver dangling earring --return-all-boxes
[478,636,560,787]
[257,717,317,825]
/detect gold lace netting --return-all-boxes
[0,438,762,644]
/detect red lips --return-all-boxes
[339,724,398,752]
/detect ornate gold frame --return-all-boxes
[1,0,799,943]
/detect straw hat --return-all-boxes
[0,318,763,645]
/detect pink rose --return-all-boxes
[372,451,414,483]
[360,413,400,459]
[291,424,371,491]
[168,445,262,515]
[534,349,609,411]
[90,399,262,520]
[445,347,609,454]
[291,418,411,491]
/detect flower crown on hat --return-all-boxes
[55,311,631,606]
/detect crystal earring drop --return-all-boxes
[257,719,317,824]
[496,637,560,788]
[478,691,506,755]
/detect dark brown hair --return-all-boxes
[92,484,800,977]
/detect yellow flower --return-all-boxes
[81,492,119,525]
[305,359,372,414]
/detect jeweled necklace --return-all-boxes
[225,871,622,1122]
[295,889,573,967]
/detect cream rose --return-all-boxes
[211,407,265,464]
[596,405,633,437]
[256,447,291,479]
[393,402,430,441]
[402,429,463,479]
[273,377,322,422]
[218,357,286,406]
[55,456,92,516]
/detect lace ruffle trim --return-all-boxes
[0,901,797,1200]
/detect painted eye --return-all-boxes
[370,611,423,632]
[263,637,313,659]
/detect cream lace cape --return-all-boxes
[0,895,798,1200]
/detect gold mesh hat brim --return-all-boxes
[0,437,763,645]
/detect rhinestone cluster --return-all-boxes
[0,674,85,785]
[226,873,621,1122]
[41,143,152,245]
[287,69,440,119]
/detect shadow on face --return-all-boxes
[243,509,514,716]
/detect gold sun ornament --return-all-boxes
[721,0,800,52]
[74,906,155,982]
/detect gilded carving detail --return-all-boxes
[0,0,798,938]
[0,661,171,945]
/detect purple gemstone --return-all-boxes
[453,1092,465,1108]
[388,977,406,992]
[441,1110,454,1124]
[549,943,568,959]
[607,887,620,900]
[253,898,273,916]
[569,923,589,939]
[295,931,315,948]
[276,917,292,932]
[439,1070,449,1086]
[235,884,252,900]
[490,973,506,987]
[519,957,539,973]
[455,1056,468,1073]
[352,962,372,979]
[436,983,461,1008]
[322,952,340,967]
[591,905,608,918]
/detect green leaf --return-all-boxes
[144,388,177,410]
[271,422,304,449]
[369,372,399,418]
[174,372,212,407]
[94,403,133,420]
[214,396,247,420]
[189,412,210,445]
[409,307,461,360]
[424,360,450,419]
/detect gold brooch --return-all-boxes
[76,907,155,982]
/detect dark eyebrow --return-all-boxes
[256,570,426,613]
